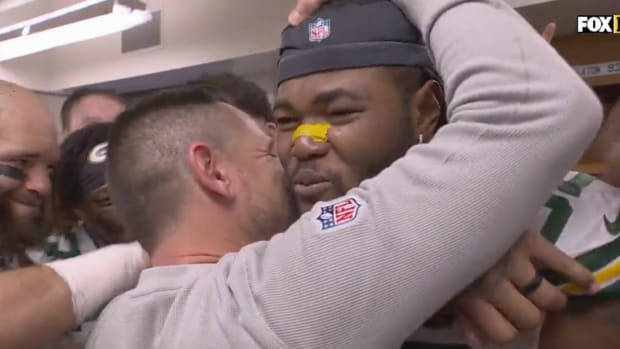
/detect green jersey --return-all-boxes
[407,171,620,348]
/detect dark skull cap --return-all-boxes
[277,0,431,85]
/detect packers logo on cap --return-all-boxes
[88,142,108,164]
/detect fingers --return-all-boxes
[455,294,518,344]
[526,231,597,293]
[288,0,327,26]
[506,247,567,311]
[454,315,485,349]
[486,277,546,330]
[541,22,556,43]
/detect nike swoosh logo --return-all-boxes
[604,211,620,236]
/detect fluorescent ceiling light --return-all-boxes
[0,0,39,13]
[0,0,111,36]
[0,5,151,62]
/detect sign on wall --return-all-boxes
[574,61,620,78]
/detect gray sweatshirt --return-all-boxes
[86,1,602,348]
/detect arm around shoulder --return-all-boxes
[0,266,75,349]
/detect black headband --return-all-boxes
[76,142,107,198]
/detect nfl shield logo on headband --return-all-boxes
[309,18,331,42]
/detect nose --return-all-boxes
[291,135,330,160]
[24,166,51,199]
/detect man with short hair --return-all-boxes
[61,88,126,134]
[275,1,614,348]
[0,80,146,349]
[87,0,600,347]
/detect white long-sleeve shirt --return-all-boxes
[86,1,602,348]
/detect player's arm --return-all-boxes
[0,243,146,349]
[0,266,73,349]
[214,1,602,348]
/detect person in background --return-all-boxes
[280,1,610,348]
[187,73,275,129]
[52,122,128,252]
[0,81,58,269]
[61,88,126,135]
[0,80,146,349]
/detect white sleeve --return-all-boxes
[221,1,602,348]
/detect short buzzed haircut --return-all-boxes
[187,73,274,122]
[106,87,243,252]
[61,88,124,131]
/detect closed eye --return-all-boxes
[328,109,362,124]
[330,109,362,116]
[275,116,299,131]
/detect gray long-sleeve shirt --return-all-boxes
[86,1,602,348]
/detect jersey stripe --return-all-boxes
[563,254,620,295]
[543,234,620,294]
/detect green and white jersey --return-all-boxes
[0,227,97,269]
[533,171,620,297]
[27,227,98,264]
[406,171,620,348]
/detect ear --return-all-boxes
[409,79,443,143]
[187,143,235,200]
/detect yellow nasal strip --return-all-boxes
[292,123,331,143]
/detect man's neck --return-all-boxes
[151,250,221,266]
[149,203,250,267]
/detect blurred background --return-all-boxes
[0,0,619,173]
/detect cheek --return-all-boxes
[330,118,411,186]
[275,131,293,166]
[329,124,386,172]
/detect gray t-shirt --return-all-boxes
[88,264,285,348]
[86,0,602,348]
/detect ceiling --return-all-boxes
[1,0,619,95]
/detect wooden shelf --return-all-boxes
[574,163,604,175]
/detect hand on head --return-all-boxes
[288,0,329,25]
[541,22,557,43]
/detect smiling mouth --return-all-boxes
[11,201,42,217]
[293,181,331,198]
